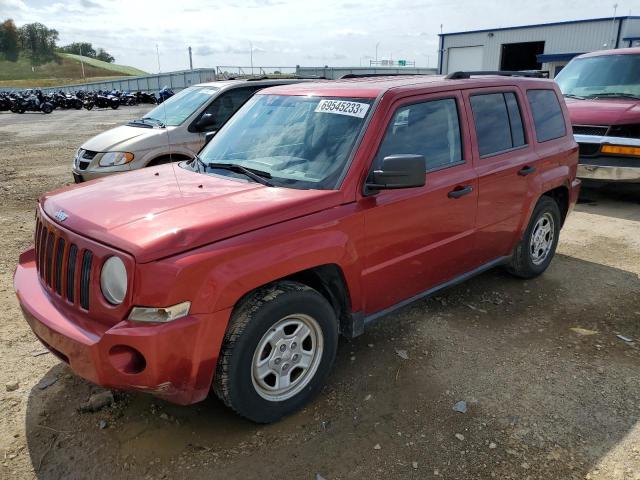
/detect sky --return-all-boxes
[0,0,636,73]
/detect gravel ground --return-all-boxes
[0,108,639,480]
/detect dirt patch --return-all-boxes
[0,109,639,479]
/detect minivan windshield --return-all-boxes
[194,94,373,189]
[144,86,219,126]
[555,54,640,99]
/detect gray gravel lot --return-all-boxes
[0,108,639,480]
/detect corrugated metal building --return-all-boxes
[438,16,640,78]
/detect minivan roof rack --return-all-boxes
[445,70,549,80]
[226,75,327,81]
[340,73,428,79]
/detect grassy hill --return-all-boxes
[0,53,147,88]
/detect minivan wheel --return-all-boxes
[213,281,338,423]
[507,196,561,279]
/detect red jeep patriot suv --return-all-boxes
[15,74,580,423]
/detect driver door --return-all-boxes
[361,92,478,315]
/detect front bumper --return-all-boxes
[575,133,640,183]
[72,168,126,183]
[14,248,231,405]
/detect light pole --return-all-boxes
[249,41,254,75]
[78,43,85,79]
[156,44,161,73]
[375,42,380,64]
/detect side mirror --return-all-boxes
[204,130,217,145]
[365,154,426,194]
[195,113,217,131]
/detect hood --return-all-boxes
[41,166,343,263]
[81,124,173,152]
[565,98,640,126]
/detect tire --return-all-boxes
[507,196,561,279]
[41,104,52,114]
[213,281,338,423]
[110,101,119,110]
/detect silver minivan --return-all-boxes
[72,78,313,182]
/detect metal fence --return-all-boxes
[8,65,438,94]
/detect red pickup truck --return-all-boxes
[15,74,580,423]
[555,47,640,183]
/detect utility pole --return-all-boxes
[188,46,193,70]
[610,3,619,48]
[156,44,161,73]
[249,41,254,75]
[78,43,85,79]
[375,42,380,63]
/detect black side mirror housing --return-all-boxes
[195,113,217,131]
[365,154,426,194]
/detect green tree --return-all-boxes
[60,41,96,58]
[18,22,58,64]
[0,19,20,61]
[95,47,114,63]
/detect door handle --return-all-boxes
[448,185,473,199]
[518,165,536,176]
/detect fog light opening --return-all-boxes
[108,345,146,375]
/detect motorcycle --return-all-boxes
[53,92,83,110]
[10,91,53,114]
[157,86,175,104]
[83,91,120,110]
[135,91,157,104]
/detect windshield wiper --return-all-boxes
[141,116,166,127]
[127,119,153,128]
[563,93,585,100]
[206,162,274,187]
[584,92,640,100]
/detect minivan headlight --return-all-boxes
[100,256,127,305]
[99,151,134,167]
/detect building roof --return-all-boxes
[440,16,640,37]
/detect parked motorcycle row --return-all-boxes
[0,87,175,114]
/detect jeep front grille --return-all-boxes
[34,215,93,310]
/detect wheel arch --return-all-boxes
[146,153,193,167]
[233,264,360,339]
[542,185,569,226]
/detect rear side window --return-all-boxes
[470,92,526,157]
[374,98,463,171]
[526,89,566,142]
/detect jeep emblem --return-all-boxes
[54,210,68,222]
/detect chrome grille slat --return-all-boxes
[66,244,77,303]
[80,251,92,310]
[55,238,65,295]
[45,232,54,286]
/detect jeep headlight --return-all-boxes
[100,256,127,305]
[99,151,134,167]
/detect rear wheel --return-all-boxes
[214,281,338,423]
[41,104,52,114]
[507,196,561,279]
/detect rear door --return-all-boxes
[361,91,478,315]
[462,87,539,266]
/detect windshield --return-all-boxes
[555,54,640,98]
[195,94,373,189]
[144,86,219,125]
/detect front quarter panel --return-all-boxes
[132,203,365,317]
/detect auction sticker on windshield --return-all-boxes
[315,100,370,118]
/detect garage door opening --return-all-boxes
[500,41,545,71]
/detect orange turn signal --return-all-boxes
[601,144,640,157]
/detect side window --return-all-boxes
[374,98,463,171]
[470,92,526,157]
[200,87,258,131]
[526,89,566,142]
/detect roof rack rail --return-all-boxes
[226,75,327,81]
[340,73,429,79]
[445,70,549,80]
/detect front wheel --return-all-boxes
[41,104,52,114]
[214,281,338,423]
[507,196,561,279]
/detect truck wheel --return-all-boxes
[507,196,561,279]
[214,281,338,423]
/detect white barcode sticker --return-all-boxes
[315,100,369,118]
